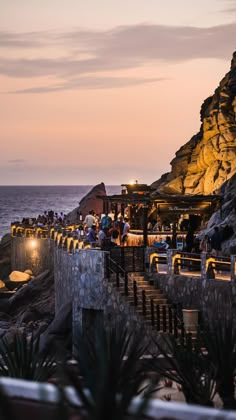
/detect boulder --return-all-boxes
[9,270,54,324]
[66,182,107,223]
[0,234,11,280]
[39,302,72,354]
[9,271,31,282]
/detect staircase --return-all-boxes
[109,268,182,336]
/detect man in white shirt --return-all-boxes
[84,210,95,228]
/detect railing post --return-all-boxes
[133,280,138,306]
[151,298,155,326]
[167,249,179,284]
[168,306,173,334]
[124,272,129,296]
[163,305,167,332]
[106,253,110,280]
[231,255,236,282]
[173,306,178,338]
[116,271,120,287]
[156,305,160,331]
[201,252,207,288]
[121,247,125,271]
[142,290,146,316]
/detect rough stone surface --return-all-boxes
[152,52,236,195]
[9,270,54,324]
[54,247,152,346]
[155,273,236,321]
[0,234,11,280]
[39,301,72,354]
[66,182,107,223]
[151,52,236,254]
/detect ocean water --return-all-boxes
[0,185,120,239]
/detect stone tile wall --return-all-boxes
[154,273,236,319]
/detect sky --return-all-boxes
[1,0,236,185]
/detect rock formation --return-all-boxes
[66,182,106,223]
[153,51,236,195]
[0,234,11,280]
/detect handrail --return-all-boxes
[107,256,182,333]
[107,256,144,307]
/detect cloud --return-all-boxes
[5,76,165,94]
[219,0,236,14]
[1,23,236,92]
[8,159,26,164]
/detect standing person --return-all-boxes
[199,234,211,253]
[87,224,97,247]
[101,212,112,230]
[84,210,95,228]
[211,226,222,256]
[185,228,195,252]
[110,221,120,246]
[121,217,130,246]
[118,215,125,243]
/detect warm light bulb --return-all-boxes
[129,180,135,185]
[29,240,37,249]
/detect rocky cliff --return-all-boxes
[66,182,106,223]
[152,51,236,195]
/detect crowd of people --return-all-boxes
[21,210,67,227]
[18,208,233,255]
[81,210,130,249]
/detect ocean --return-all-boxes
[0,185,120,239]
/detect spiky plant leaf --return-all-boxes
[0,331,56,381]
[65,322,160,420]
[151,332,216,406]
[202,316,236,409]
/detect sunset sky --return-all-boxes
[1,0,236,185]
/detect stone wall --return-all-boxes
[53,248,150,345]
[11,237,53,276]
[54,246,73,313]
[154,273,236,319]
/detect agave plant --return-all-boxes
[202,316,236,409]
[64,321,160,420]
[0,330,56,381]
[151,332,216,407]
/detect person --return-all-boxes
[211,226,222,256]
[84,210,95,228]
[121,217,130,246]
[98,225,107,247]
[199,234,211,253]
[87,224,97,247]
[110,221,120,246]
[98,227,111,250]
[101,212,112,230]
[185,228,195,252]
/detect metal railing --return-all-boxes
[107,256,182,336]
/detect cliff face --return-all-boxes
[153,52,236,195]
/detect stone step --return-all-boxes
[125,294,167,301]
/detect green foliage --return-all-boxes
[0,331,56,381]
[64,322,159,420]
[203,317,236,409]
[152,332,216,407]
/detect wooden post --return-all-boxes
[143,205,148,248]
